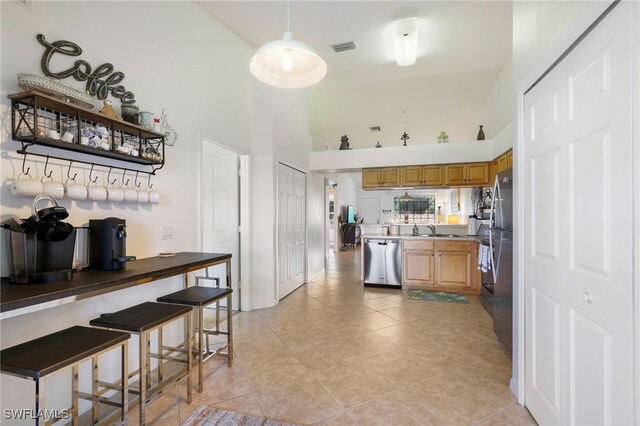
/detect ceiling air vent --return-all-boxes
[369,126,381,132]
[332,41,357,53]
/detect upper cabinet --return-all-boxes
[401,165,443,187]
[444,162,489,186]
[491,149,513,178]
[364,162,490,190]
[362,167,401,188]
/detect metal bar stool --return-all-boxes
[90,302,192,426]
[157,283,233,393]
[0,326,130,426]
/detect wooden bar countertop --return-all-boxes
[0,252,231,319]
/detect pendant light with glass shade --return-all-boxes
[249,2,327,88]
[399,191,414,201]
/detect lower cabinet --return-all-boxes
[403,240,435,286]
[403,239,479,294]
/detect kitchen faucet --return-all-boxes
[427,225,436,235]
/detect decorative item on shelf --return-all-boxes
[17,73,95,109]
[437,131,449,144]
[159,108,178,146]
[37,34,136,105]
[477,125,485,140]
[99,100,121,120]
[375,141,382,148]
[121,104,140,124]
[339,135,350,150]
[412,223,419,236]
[153,118,161,132]
[401,131,410,146]
[139,111,154,130]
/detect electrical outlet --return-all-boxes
[160,225,173,240]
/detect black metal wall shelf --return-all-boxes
[9,91,165,176]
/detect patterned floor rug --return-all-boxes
[407,290,469,304]
[181,406,299,426]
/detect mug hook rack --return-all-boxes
[16,146,159,181]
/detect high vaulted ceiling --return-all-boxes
[198,1,512,87]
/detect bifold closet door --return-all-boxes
[524,2,634,425]
[277,163,306,299]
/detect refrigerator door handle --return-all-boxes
[490,175,503,229]
[489,230,498,283]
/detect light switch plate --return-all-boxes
[160,225,173,240]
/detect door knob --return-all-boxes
[583,292,593,304]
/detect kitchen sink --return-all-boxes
[420,234,461,238]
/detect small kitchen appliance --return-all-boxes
[2,195,76,283]
[89,218,136,270]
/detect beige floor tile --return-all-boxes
[351,311,402,330]
[347,389,444,425]
[404,371,515,425]
[276,325,336,350]
[290,338,362,373]
[254,373,343,425]
[177,365,252,410]
[211,393,265,418]
[240,354,309,391]
[362,297,401,311]
[148,415,180,426]
[314,363,397,409]
[127,383,180,425]
[361,349,449,388]
[311,411,357,425]
[477,403,538,425]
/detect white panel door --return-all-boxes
[524,3,634,425]
[564,5,633,424]
[277,163,306,298]
[202,151,239,309]
[525,74,565,426]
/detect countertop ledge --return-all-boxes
[361,234,481,242]
[0,252,231,316]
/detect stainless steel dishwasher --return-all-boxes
[363,238,402,288]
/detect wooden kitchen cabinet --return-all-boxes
[403,239,479,294]
[401,165,443,187]
[444,163,489,186]
[403,240,435,288]
[491,149,513,177]
[507,150,513,168]
[362,167,401,189]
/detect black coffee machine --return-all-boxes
[89,218,136,270]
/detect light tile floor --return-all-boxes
[133,250,537,425]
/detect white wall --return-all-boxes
[250,83,312,308]
[310,66,503,150]
[477,59,513,141]
[311,138,498,172]
[307,173,326,281]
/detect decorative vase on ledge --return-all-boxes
[477,125,485,141]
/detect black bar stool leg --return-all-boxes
[35,377,45,426]
[158,327,163,384]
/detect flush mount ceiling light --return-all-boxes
[394,18,419,67]
[249,2,327,88]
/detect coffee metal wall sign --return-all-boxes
[37,34,136,105]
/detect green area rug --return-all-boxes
[407,290,469,304]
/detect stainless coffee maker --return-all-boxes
[89,218,136,270]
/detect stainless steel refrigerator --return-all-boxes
[490,167,513,356]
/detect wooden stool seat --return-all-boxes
[90,302,193,426]
[90,301,192,332]
[1,326,130,425]
[157,286,232,307]
[157,284,233,393]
